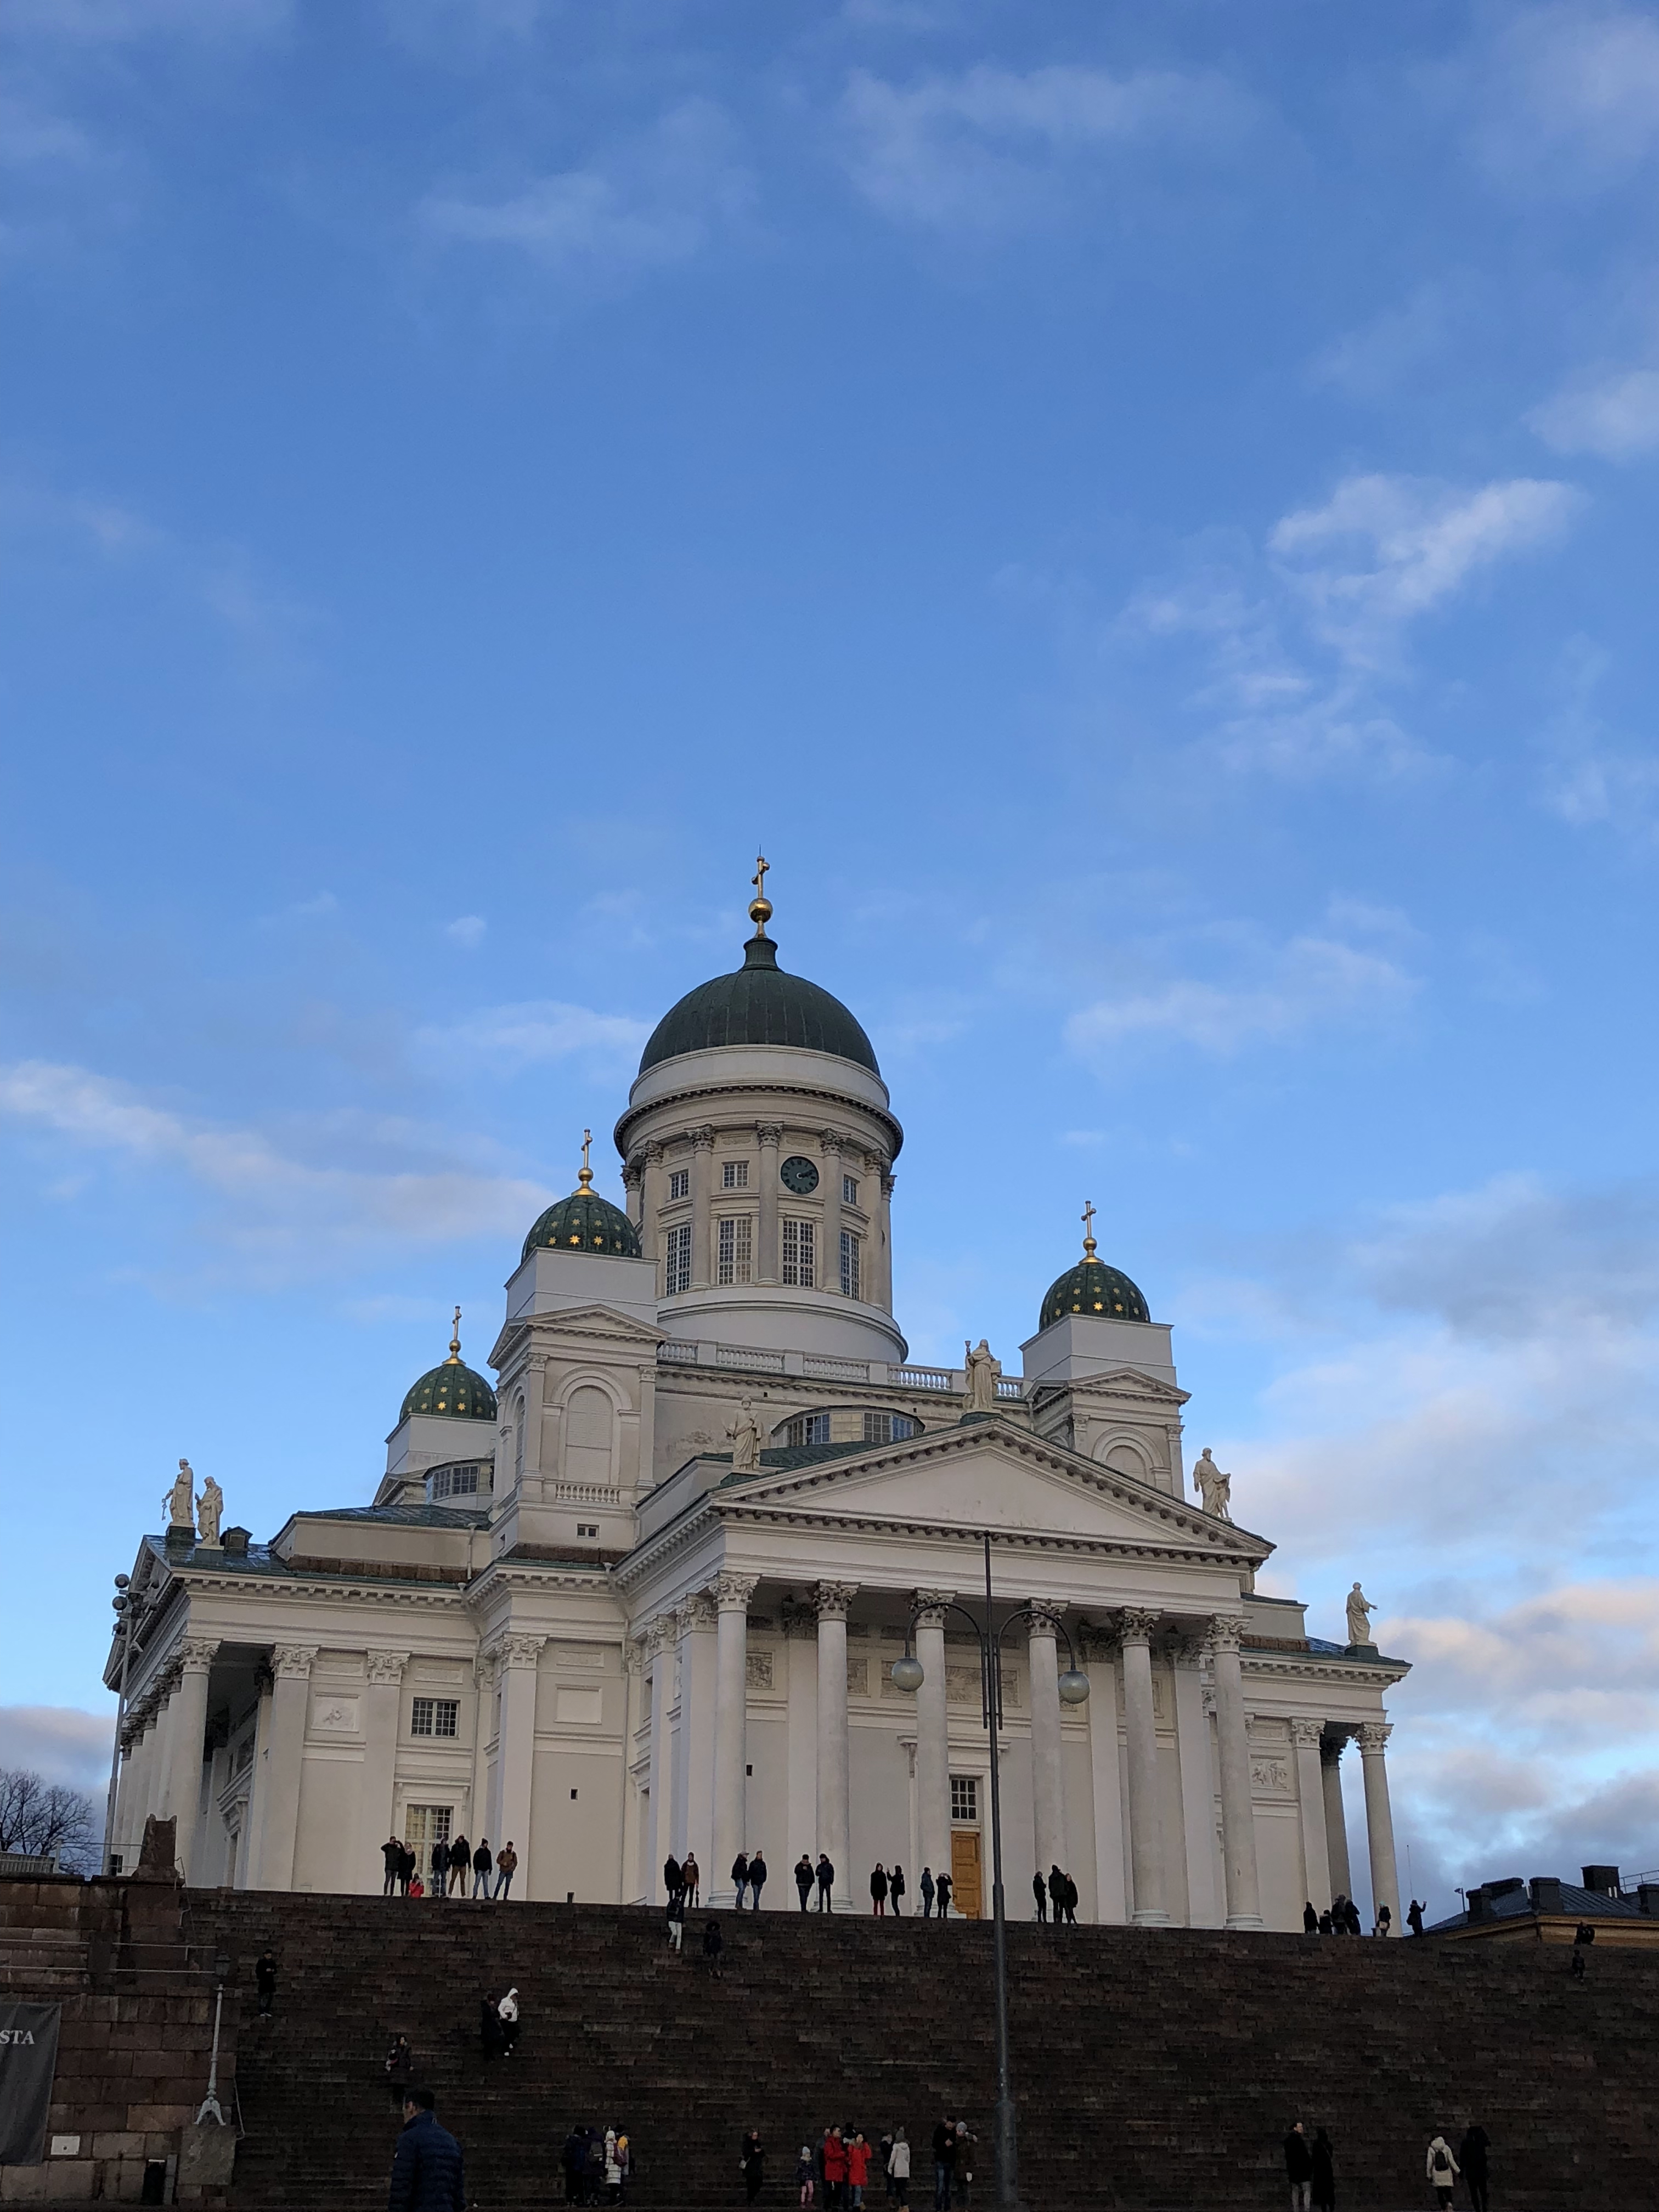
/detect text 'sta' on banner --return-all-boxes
[0,2002,62,2165]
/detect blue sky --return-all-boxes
[4,0,1657,1916]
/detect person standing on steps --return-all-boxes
[1284,2120,1313,2211]
[704,1917,725,1976]
[1317,1906,1332,1934]
[1063,1871,1079,1925]
[682,1852,701,1908]
[494,1841,518,1898]
[748,1848,768,1910]
[887,2129,910,2208]
[385,2033,414,2108]
[478,1993,501,2059]
[382,1836,403,1895]
[918,1867,934,1920]
[732,1849,751,1908]
[388,2087,465,2212]
[1047,1866,1066,1925]
[930,2119,955,2212]
[797,2145,816,2207]
[1457,2125,1489,2212]
[823,2126,847,2211]
[447,1832,471,1897]
[934,1871,952,1920]
[951,2121,974,2208]
[472,1837,493,1898]
[740,2130,765,2206]
[664,1851,684,1908]
[889,1863,906,1916]
[1302,1900,1319,1934]
[666,1888,685,1951]
[430,1836,447,1898]
[795,1855,815,1911]
[1310,2129,1335,2212]
[1032,1872,1047,1922]
[255,1950,277,2019]
[816,1854,835,1910]
[870,1862,888,1916]
[496,1988,520,2056]
[1426,2134,1459,2209]
[847,2131,871,2209]
[1407,1898,1426,1937]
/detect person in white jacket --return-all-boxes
[1426,2135,1459,2209]
[887,2130,911,2208]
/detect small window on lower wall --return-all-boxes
[576,1522,599,1538]
[950,1774,979,1823]
[410,1697,459,1738]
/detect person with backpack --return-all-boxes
[1426,2135,1460,2209]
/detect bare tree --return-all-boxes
[0,1767,99,1872]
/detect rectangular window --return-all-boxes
[721,1160,749,1189]
[843,1173,859,1206]
[782,1216,816,1287]
[410,1698,459,1740]
[576,1521,599,1538]
[862,1411,919,1444]
[717,1215,753,1285]
[426,1462,481,1502]
[668,1167,690,1201]
[950,1775,979,1824]
[839,1228,861,1299]
[403,1803,453,1856]
[664,1222,693,1296]
[786,1412,833,1447]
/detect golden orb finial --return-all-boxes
[1081,1199,1098,1261]
[748,852,772,935]
[575,1128,595,1195]
[446,1305,462,1364]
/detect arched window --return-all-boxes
[563,1385,615,1487]
[1096,1435,1151,1480]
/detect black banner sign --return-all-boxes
[0,2002,62,2166]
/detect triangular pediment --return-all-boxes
[490,1304,663,1368]
[719,1417,1267,1559]
[1055,1364,1188,1405]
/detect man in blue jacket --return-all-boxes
[389,2089,465,2212]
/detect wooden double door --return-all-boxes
[950,1828,983,1917]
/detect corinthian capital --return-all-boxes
[713,1572,759,1614]
[272,1644,318,1681]
[818,1128,844,1158]
[680,1590,719,1632]
[1287,1716,1324,1748]
[178,1635,219,1674]
[1357,1720,1392,1756]
[1116,1606,1160,1646]
[911,1589,955,1630]
[500,1633,546,1671]
[756,1122,783,1148]
[1024,1603,1065,1639]
[365,1649,410,1687]
[691,1124,715,1152]
[1205,1613,1247,1656]
[645,1612,680,1656]
[814,1580,859,1623]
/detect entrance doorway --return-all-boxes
[949,1774,983,1917]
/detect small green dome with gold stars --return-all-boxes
[1038,1204,1152,1330]
[521,1132,642,1263]
[399,1311,498,1423]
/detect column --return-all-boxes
[360,1651,409,1889]
[1171,1640,1219,1927]
[814,1582,857,1909]
[640,1142,664,1263]
[757,1124,782,1283]
[622,1156,643,1231]
[146,1685,177,1828]
[469,1649,494,1855]
[495,1634,544,1898]
[645,1615,678,1900]
[712,1572,759,1902]
[877,1167,895,1310]
[1358,1721,1401,1932]
[1289,1718,1332,1915]
[913,1593,952,1900]
[117,1713,151,1859]
[1321,1735,1353,1901]
[1081,1630,1127,1923]
[690,1125,715,1288]
[162,1638,217,1881]
[1027,1606,1065,1884]
[517,1352,548,1502]
[242,1664,274,1889]
[820,1131,844,1294]
[675,1593,718,1873]
[1116,1609,1168,1926]
[1206,1615,1264,1931]
[253,1645,315,1892]
[622,1645,645,1903]
[782,1602,819,1868]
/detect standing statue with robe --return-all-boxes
[963,1339,1001,1413]
[164,1459,195,1532]
[1346,1581,1376,1647]
[1193,1447,1233,1522]
[727,1400,762,1474]
[195,1474,224,1545]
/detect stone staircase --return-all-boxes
[185,1892,1659,2211]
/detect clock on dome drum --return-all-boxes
[780,1154,819,1194]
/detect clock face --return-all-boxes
[780,1154,820,1195]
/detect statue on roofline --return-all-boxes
[1193,1447,1233,1522]
[727,1400,762,1474]
[195,1474,224,1545]
[963,1338,1001,1414]
[1346,1581,1376,1648]
[164,1459,195,1532]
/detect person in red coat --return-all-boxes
[847,2133,872,2209]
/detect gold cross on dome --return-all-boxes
[752,854,769,902]
[1081,1199,1098,1257]
[447,1306,462,1363]
[577,1129,595,1192]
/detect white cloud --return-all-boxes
[445,915,487,950]
[1472,4,1659,191]
[1066,926,1419,1060]
[429,999,650,1072]
[421,101,753,278]
[839,61,1252,228]
[0,1059,549,1277]
[1269,473,1582,658]
[0,1706,112,1795]
[1529,367,1659,458]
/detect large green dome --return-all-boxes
[522,1186,641,1262]
[400,1318,498,1423]
[639,930,879,1077]
[1039,1254,1151,1330]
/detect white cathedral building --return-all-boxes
[108,876,1407,1933]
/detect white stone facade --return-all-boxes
[107,916,1407,1929]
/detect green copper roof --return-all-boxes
[522,1187,642,1263]
[1039,1255,1151,1330]
[639,931,879,1077]
[399,1357,498,1423]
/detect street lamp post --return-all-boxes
[893,1535,1090,2212]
